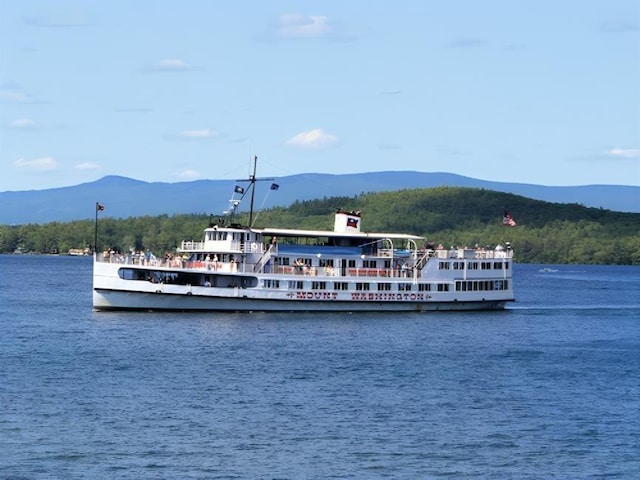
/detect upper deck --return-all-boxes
[95,245,513,279]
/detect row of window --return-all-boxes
[455,280,509,291]
[264,279,454,292]
[439,261,509,270]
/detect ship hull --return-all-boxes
[93,288,509,312]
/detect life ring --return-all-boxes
[251,242,258,252]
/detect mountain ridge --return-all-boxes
[1,171,638,224]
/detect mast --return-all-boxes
[249,155,257,227]
[236,155,274,227]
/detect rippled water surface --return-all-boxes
[1,256,639,478]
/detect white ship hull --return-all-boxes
[94,289,507,312]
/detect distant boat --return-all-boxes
[93,159,515,312]
[68,248,91,256]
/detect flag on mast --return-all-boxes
[96,203,105,211]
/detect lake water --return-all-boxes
[1,255,639,479]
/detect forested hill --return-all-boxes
[1,187,639,264]
[251,187,640,264]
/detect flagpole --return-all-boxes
[94,202,99,254]
[249,155,257,227]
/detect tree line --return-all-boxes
[1,187,638,264]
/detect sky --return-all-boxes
[1,1,639,192]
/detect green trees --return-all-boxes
[1,187,638,264]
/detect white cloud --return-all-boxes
[153,58,196,71]
[175,169,201,179]
[8,118,36,128]
[285,128,338,149]
[277,13,332,38]
[23,10,92,28]
[607,148,640,159]
[74,162,99,170]
[0,89,37,103]
[179,128,218,139]
[600,21,640,33]
[448,37,486,48]
[14,157,59,171]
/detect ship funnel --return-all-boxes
[334,210,362,233]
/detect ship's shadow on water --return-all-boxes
[1,256,639,478]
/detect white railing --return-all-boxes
[180,241,205,250]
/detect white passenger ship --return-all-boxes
[93,166,515,312]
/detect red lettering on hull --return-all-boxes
[288,290,425,302]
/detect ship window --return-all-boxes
[312,281,327,290]
[319,259,334,268]
[437,283,450,292]
[264,279,280,288]
[355,282,370,291]
[418,283,431,292]
[333,282,349,291]
[119,268,136,280]
[398,283,412,291]
[377,283,391,291]
[438,261,450,270]
[288,280,304,289]
[363,260,377,268]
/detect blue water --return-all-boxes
[1,255,639,479]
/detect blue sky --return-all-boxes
[1,1,639,192]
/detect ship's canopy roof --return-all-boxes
[259,227,423,241]
[205,224,423,241]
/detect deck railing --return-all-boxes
[96,247,513,278]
